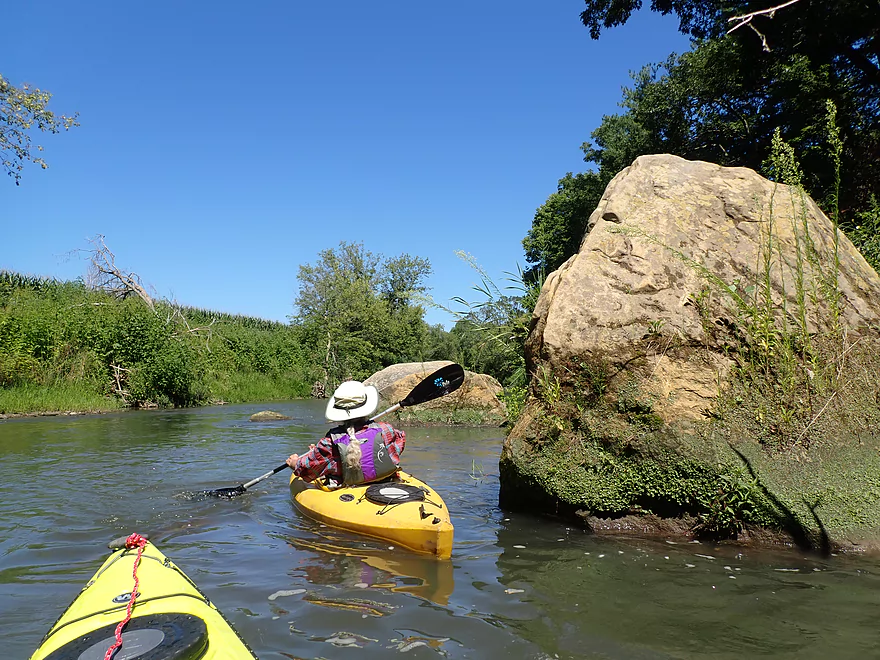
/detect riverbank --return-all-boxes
[0,410,115,421]
[0,382,124,418]
[0,370,309,418]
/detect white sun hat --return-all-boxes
[325,380,379,422]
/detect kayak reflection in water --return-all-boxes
[287,380,406,488]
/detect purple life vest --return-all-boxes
[329,422,399,486]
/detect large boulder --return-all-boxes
[502,154,880,550]
[366,361,505,426]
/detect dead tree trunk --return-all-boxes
[83,234,155,312]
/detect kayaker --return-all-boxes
[286,380,406,487]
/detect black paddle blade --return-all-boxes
[204,485,246,498]
[401,363,465,408]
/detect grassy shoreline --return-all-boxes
[0,373,306,418]
[0,382,125,417]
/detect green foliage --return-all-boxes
[207,371,311,404]
[580,1,724,40]
[292,241,435,388]
[847,198,880,273]
[526,2,880,277]
[499,385,528,426]
[694,469,761,538]
[536,366,562,408]
[0,270,313,409]
[380,254,432,312]
[522,172,607,279]
[421,323,465,364]
[0,381,123,415]
[444,253,542,388]
[0,237,469,413]
[127,340,204,407]
[1,74,79,184]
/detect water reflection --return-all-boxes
[9,406,880,659]
[493,517,880,659]
[279,534,455,605]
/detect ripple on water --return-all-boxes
[7,412,880,659]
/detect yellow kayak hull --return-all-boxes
[31,540,257,660]
[289,471,454,559]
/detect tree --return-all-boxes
[292,241,433,386]
[578,0,880,177]
[579,1,879,128]
[580,0,725,40]
[522,171,608,279]
[523,2,880,276]
[1,74,78,184]
[381,254,432,312]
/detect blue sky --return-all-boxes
[3,1,690,327]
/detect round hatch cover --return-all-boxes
[43,613,208,660]
[365,483,426,504]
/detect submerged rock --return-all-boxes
[249,410,291,422]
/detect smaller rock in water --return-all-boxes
[250,410,291,422]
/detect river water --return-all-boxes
[2,402,880,659]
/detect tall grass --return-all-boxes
[444,252,544,387]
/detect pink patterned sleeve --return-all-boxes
[293,436,337,482]
[378,423,406,465]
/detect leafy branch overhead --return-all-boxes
[0,74,79,184]
[523,1,880,278]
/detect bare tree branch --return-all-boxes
[110,364,131,402]
[165,301,217,349]
[82,234,155,311]
[727,0,802,51]
[748,22,771,52]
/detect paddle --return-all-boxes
[205,363,465,498]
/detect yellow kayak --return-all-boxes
[289,471,454,559]
[31,537,257,660]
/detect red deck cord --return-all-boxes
[104,533,149,660]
